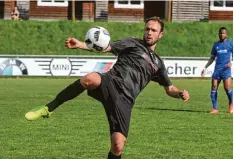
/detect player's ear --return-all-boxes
[159,31,164,39]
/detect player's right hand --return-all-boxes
[179,89,189,102]
[226,62,232,68]
[65,38,79,49]
[201,69,205,77]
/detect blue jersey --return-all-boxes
[211,39,233,80]
[211,39,233,70]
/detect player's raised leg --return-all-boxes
[223,77,233,114]
[210,79,220,114]
[25,72,102,120]
[108,132,126,159]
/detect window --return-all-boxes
[210,0,233,11]
[37,0,68,7]
[114,0,144,9]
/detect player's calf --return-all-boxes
[228,104,233,114]
[46,79,86,112]
[111,142,124,156]
[210,90,218,110]
[224,89,233,114]
[109,132,126,158]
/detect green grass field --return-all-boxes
[0,78,232,159]
[0,20,232,56]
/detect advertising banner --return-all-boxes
[0,57,232,78]
[0,58,115,77]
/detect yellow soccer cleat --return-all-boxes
[25,106,53,121]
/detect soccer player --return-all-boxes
[201,27,233,114]
[25,16,190,159]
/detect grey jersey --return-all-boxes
[108,37,172,104]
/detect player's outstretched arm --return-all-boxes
[164,85,189,102]
[65,38,90,50]
[65,37,112,53]
[201,56,215,76]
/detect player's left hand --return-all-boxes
[179,89,189,102]
[226,62,232,68]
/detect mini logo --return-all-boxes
[0,59,28,76]
[35,58,86,76]
[50,59,72,76]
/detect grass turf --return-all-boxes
[0,78,232,159]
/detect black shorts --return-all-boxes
[87,73,132,138]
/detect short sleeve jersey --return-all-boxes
[108,37,172,104]
[211,39,233,70]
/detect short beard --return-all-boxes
[143,35,157,46]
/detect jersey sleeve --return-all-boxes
[230,40,233,59]
[109,37,136,56]
[230,40,233,49]
[152,61,172,87]
[230,40,233,60]
[211,43,217,57]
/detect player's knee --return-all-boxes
[80,72,101,89]
[211,85,218,90]
[224,82,232,90]
[111,140,124,156]
[224,86,232,91]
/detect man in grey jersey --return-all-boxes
[25,16,190,159]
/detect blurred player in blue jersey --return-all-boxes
[201,27,233,114]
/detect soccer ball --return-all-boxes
[85,26,111,51]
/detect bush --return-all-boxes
[0,20,232,57]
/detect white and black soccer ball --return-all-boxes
[85,26,111,51]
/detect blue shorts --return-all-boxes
[212,68,231,81]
